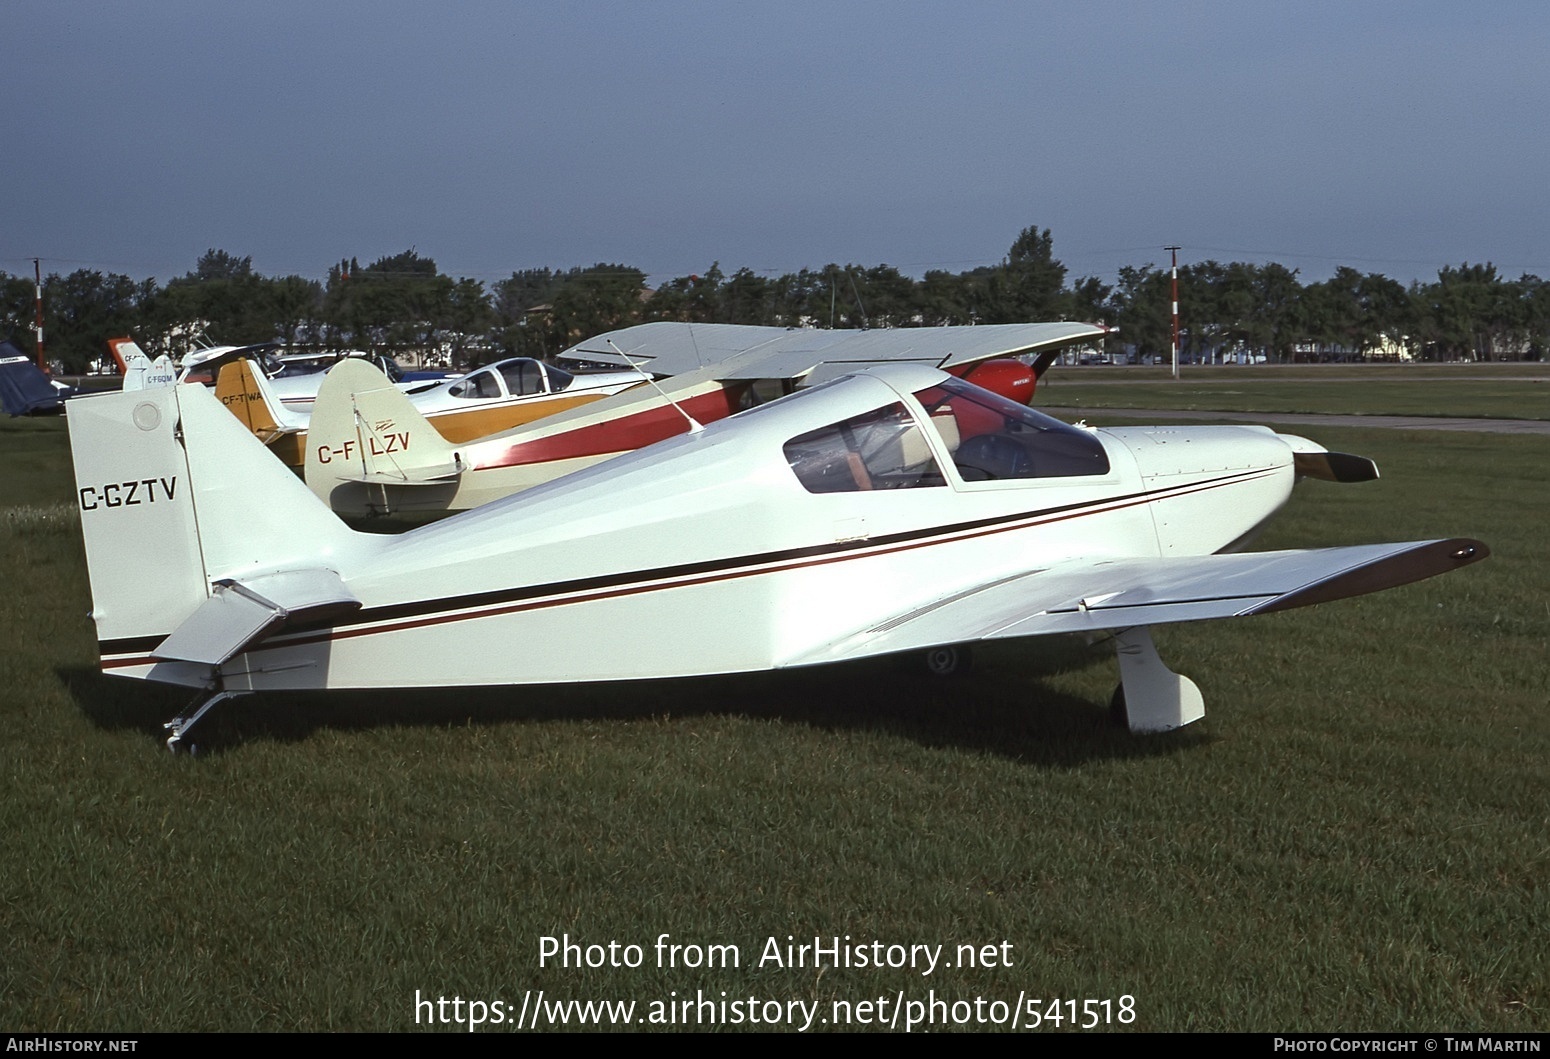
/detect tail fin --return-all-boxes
[214,357,307,440]
[68,385,368,682]
[121,350,176,391]
[106,337,142,376]
[304,358,462,511]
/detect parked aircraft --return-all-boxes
[115,344,177,391]
[262,352,457,411]
[110,337,460,408]
[109,337,283,388]
[302,321,1107,519]
[213,354,648,469]
[67,362,1486,750]
[553,321,1102,381]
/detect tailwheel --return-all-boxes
[164,688,249,753]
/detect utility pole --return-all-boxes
[1165,246,1181,379]
[32,258,46,373]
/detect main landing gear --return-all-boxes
[1108,626,1204,734]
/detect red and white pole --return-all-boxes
[33,258,46,374]
[1165,246,1180,379]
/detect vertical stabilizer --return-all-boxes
[69,387,207,653]
[304,358,462,510]
[215,357,307,439]
[106,337,143,376]
[68,385,370,675]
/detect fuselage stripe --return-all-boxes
[98,467,1278,667]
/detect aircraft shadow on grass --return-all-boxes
[57,634,1210,766]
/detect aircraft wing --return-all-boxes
[557,321,1108,381]
[786,539,1487,667]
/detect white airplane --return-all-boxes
[67,362,1487,751]
[302,321,1107,520]
[109,337,461,408]
[108,337,283,388]
[213,353,650,469]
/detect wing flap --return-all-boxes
[785,539,1487,667]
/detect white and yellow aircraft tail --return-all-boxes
[303,358,464,515]
[213,357,310,442]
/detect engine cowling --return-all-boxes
[950,359,1036,405]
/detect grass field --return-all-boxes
[1,375,1545,1033]
[1037,363,1550,421]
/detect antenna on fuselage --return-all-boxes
[606,339,704,433]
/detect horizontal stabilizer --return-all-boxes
[340,464,463,485]
[153,568,360,666]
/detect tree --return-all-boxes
[1113,264,1170,361]
[148,248,277,347]
[917,269,974,326]
[648,263,726,323]
[0,271,37,346]
[721,267,773,324]
[441,278,494,365]
[537,265,647,354]
[1518,274,1550,359]
[1416,263,1508,360]
[191,248,254,281]
[42,269,148,372]
[983,225,1068,322]
[1247,263,1303,362]
[1304,267,1411,359]
[1179,260,1230,361]
[323,249,451,354]
[489,268,565,359]
[265,275,324,347]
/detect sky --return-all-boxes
[5,1,1549,291]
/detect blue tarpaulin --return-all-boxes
[0,340,65,415]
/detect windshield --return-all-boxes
[912,377,1110,481]
[546,364,575,392]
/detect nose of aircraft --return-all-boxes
[1114,424,1295,482]
[1106,425,1299,555]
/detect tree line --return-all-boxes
[5,228,1547,374]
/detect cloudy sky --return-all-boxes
[5,1,1547,289]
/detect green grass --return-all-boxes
[0,392,1545,1032]
[1037,376,1550,420]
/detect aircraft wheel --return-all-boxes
[1108,683,1129,728]
[921,644,973,678]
